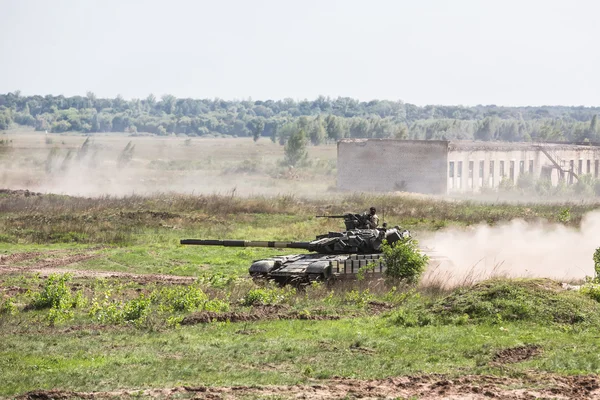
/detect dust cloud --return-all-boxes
[0,134,335,197]
[420,211,600,285]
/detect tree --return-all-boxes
[248,118,265,142]
[117,141,135,168]
[160,94,176,114]
[475,117,497,141]
[395,124,408,139]
[590,115,598,137]
[284,129,308,167]
[145,94,157,112]
[86,91,97,109]
[325,114,344,141]
[308,116,326,145]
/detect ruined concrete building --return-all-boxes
[337,139,600,194]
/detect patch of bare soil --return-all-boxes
[492,345,542,365]
[0,249,96,270]
[0,248,197,284]
[0,251,48,264]
[17,373,600,399]
[367,300,394,313]
[181,302,397,325]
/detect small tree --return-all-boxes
[248,118,265,142]
[284,129,308,167]
[593,247,600,281]
[117,141,135,169]
[382,238,428,285]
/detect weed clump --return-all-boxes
[388,278,600,328]
[29,274,85,324]
[240,285,293,306]
[430,278,600,325]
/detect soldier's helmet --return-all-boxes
[370,207,376,214]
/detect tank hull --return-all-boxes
[249,252,386,284]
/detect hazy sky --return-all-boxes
[2,0,599,106]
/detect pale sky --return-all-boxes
[1,0,599,106]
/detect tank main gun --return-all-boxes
[180,227,409,255]
[180,239,311,249]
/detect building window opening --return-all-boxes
[596,160,599,178]
[457,161,462,189]
[529,160,534,174]
[489,160,495,187]
[468,161,474,188]
[587,160,591,174]
[510,161,515,181]
[578,160,583,175]
[569,160,574,185]
[448,161,454,189]
[479,160,484,187]
[519,160,525,175]
[500,161,505,177]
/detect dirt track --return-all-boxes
[0,249,197,284]
[17,373,600,399]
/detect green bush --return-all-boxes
[343,289,373,308]
[430,278,600,325]
[1,297,18,315]
[241,287,287,306]
[498,177,515,191]
[580,284,600,303]
[594,247,600,280]
[154,286,209,312]
[382,238,428,285]
[122,296,151,322]
[30,274,74,310]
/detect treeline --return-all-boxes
[0,91,599,143]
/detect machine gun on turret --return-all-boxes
[315,213,374,230]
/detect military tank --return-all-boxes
[180,213,412,285]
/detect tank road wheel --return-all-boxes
[250,272,269,284]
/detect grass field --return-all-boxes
[0,130,338,197]
[1,187,600,398]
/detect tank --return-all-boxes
[180,223,411,285]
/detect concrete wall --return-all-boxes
[337,139,448,194]
[448,149,543,192]
[448,145,600,193]
[337,139,600,195]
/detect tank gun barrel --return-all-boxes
[315,215,346,218]
[180,239,311,249]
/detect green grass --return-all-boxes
[2,274,600,396]
[1,319,599,396]
[1,192,600,397]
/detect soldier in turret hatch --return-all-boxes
[364,207,379,228]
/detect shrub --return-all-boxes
[153,286,209,312]
[30,274,74,310]
[1,297,18,315]
[430,278,600,325]
[580,284,600,303]
[343,289,373,308]
[241,287,288,306]
[557,208,571,223]
[122,296,151,322]
[594,247,600,280]
[382,238,428,285]
[498,177,515,191]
